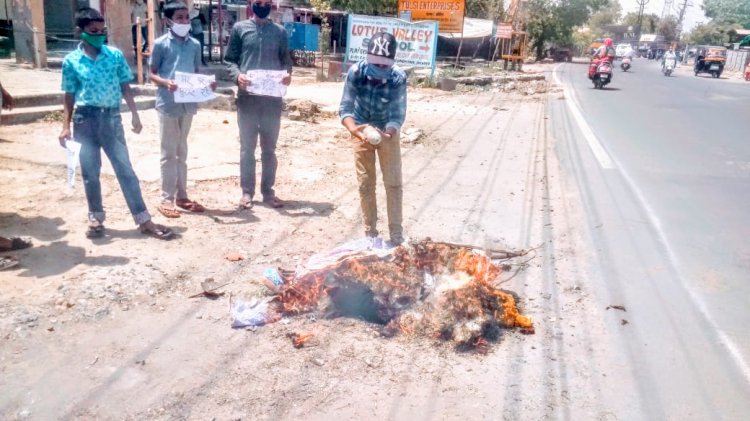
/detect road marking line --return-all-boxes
[553,63,750,385]
[552,64,615,169]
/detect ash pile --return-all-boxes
[238,238,535,350]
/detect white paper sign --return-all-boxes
[174,72,216,103]
[246,69,288,97]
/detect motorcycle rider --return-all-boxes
[621,47,635,70]
[589,38,615,79]
[662,48,677,71]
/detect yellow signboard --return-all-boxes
[398,0,465,34]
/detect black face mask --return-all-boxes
[252,3,272,19]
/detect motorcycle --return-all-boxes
[592,61,613,89]
[621,56,632,71]
[663,57,676,76]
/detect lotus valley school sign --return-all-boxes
[345,14,439,71]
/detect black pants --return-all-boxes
[131,25,148,52]
[191,32,206,64]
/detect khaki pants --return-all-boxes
[354,132,403,241]
[159,113,193,204]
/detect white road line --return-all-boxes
[552,64,615,169]
[553,62,750,386]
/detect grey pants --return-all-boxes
[159,112,194,203]
[237,95,282,199]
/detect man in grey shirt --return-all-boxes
[225,0,292,209]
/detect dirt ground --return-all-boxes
[0,63,621,420]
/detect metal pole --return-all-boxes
[208,0,213,62]
[218,0,223,63]
[635,0,649,47]
[453,11,465,66]
[136,17,144,84]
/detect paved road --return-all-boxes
[549,59,750,418]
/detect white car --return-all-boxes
[615,44,632,59]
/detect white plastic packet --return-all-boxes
[65,139,81,188]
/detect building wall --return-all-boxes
[43,0,75,36]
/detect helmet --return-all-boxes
[604,38,613,47]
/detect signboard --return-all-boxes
[496,22,512,39]
[345,14,439,70]
[398,0,464,34]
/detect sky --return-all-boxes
[619,0,708,32]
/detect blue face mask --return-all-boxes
[365,64,392,80]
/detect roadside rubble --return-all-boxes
[232,238,535,351]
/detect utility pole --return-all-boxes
[661,0,674,19]
[675,0,692,40]
[635,0,649,45]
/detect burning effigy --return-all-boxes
[235,238,534,350]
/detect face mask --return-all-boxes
[171,22,191,37]
[365,64,392,80]
[252,3,272,19]
[81,32,106,49]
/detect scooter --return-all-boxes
[663,57,676,76]
[621,56,632,71]
[592,61,613,89]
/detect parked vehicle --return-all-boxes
[592,61,613,89]
[550,47,573,62]
[694,46,726,78]
[621,56,632,71]
[663,57,676,76]
[615,43,632,59]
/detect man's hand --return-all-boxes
[237,74,251,91]
[131,113,143,134]
[282,74,292,86]
[1,89,13,111]
[58,127,71,148]
[210,81,218,91]
[347,124,369,142]
[165,80,178,92]
[383,127,398,141]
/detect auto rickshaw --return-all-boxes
[694,46,726,78]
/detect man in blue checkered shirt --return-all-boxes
[339,32,408,246]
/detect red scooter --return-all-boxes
[592,61,613,89]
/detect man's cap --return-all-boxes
[367,32,397,66]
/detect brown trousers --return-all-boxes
[353,132,403,241]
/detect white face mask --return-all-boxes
[171,22,191,37]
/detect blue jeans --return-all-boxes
[73,106,151,225]
[237,95,282,199]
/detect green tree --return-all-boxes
[526,0,611,60]
[311,0,397,14]
[702,0,750,27]
[622,12,660,34]
[587,0,622,37]
[466,0,506,20]
[687,21,742,44]
[657,15,679,42]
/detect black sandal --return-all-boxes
[86,224,105,239]
[140,224,174,240]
